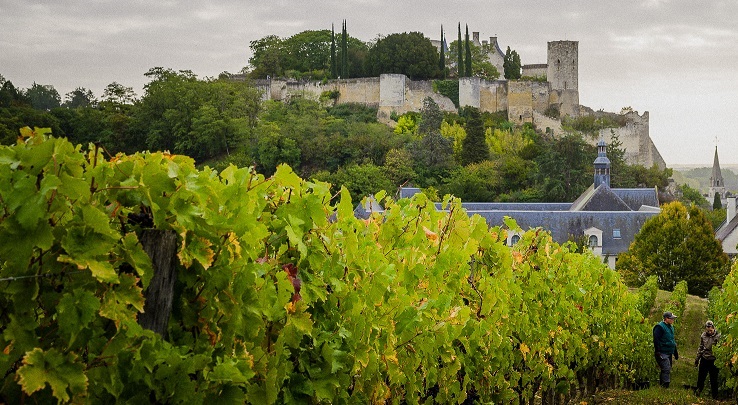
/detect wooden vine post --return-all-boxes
[137,229,178,337]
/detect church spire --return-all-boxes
[710,146,723,188]
[709,145,726,201]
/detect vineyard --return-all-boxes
[0,129,699,403]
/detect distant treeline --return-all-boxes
[0,69,672,205]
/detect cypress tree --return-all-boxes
[341,20,348,78]
[331,24,337,79]
[439,25,445,78]
[714,192,723,210]
[457,23,463,78]
[465,25,472,77]
[461,106,489,165]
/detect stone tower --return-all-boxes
[594,140,611,188]
[547,41,578,91]
[547,41,579,117]
[709,146,726,201]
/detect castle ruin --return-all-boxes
[252,38,665,170]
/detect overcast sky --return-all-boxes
[2,0,737,166]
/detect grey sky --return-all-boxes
[2,0,737,165]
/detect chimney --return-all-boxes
[489,37,498,48]
[482,40,488,49]
[728,197,737,223]
[472,31,480,45]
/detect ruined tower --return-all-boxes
[547,41,579,117]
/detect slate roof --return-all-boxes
[465,209,653,255]
[612,188,660,211]
[353,195,384,219]
[716,215,738,243]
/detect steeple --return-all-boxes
[709,145,726,200]
[593,139,610,188]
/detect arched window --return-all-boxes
[511,235,521,244]
[588,235,598,248]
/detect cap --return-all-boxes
[663,312,677,319]
[706,320,714,327]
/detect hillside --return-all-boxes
[672,167,738,195]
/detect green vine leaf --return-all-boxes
[17,348,87,402]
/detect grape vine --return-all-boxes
[0,129,653,403]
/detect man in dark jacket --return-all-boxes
[695,320,721,398]
[653,311,679,387]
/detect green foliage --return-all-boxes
[713,192,722,210]
[677,183,708,209]
[447,39,500,80]
[635,275,659,317]
[25,83,61,111]
[535,133,595,202]
[441,161,500,202]
[503,46,521,80]
[708,261,738,394]
[460,106,488,165]
[433,80,459,108]
[366,32,441,79]
[617,202,730,296]
[417,97,443,136]
[561,114,624,137]
[1,131,656,403]
[248,30,368,79]
[663,280,688,319]
[326,103,377,123]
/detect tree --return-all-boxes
[460,106,488,165]
[457,23,464,78]
[503,46,522,80]
[447,39,499,80]
[678,184,708,209]
[101,82,137,107]
[26,83,61,110]
[331,24,337,78]
[341,20,348,78]
[383,148,416,186]
[535,133,594,202]
[713,192,722,210]
[464,25,472,78]
[616,202,730,296]
[63,87,97,108]
[417,97,443,136]
[365,32,441,79]
[248,35,285,78]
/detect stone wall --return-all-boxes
[598,111,666,169]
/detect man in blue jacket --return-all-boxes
[653,311,679,387]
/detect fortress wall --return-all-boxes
[532,111,563,136]
[508,81,535,124]
[335,77,381,106]
[530,81,551,114]
[548,89,580,118]
[379,74,406,107]
[479,80,507,113]
[522,64,547,78]
[598,111,665,170]
[459,77,481,109]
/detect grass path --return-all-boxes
[590,291,730,404]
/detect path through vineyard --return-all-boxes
[592,291,729,404]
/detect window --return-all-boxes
[511,235,521,244]
[588,235,598,248]
[613,229,621,239]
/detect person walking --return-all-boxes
[653,311,679,388]
[694,320,721,398]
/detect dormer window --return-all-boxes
[613,229,621,239]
